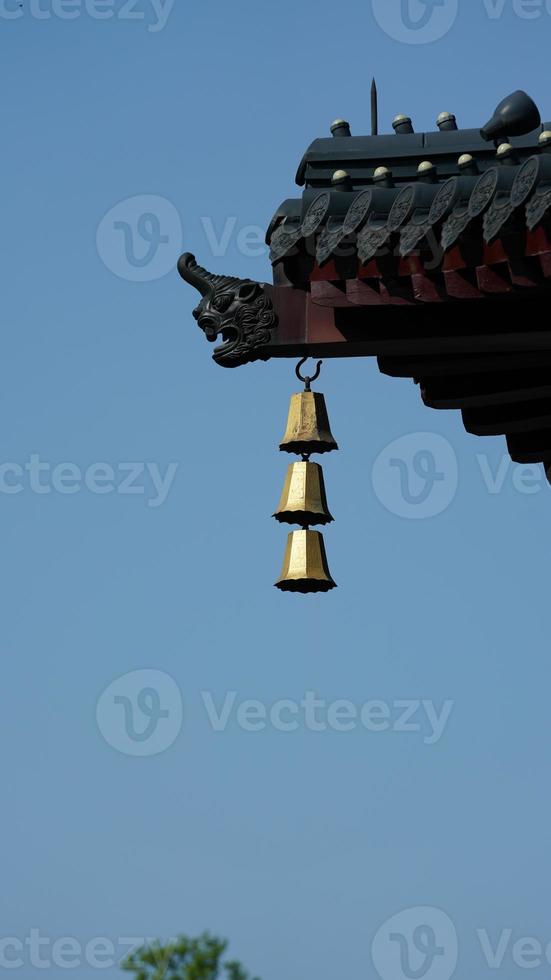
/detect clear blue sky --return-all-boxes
[3,2,551,978]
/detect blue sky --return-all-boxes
[3,1,551,978]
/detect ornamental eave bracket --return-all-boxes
[177,253,278,369]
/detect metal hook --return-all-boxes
[295,357,322,391]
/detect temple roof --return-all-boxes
[267,91,551,278]
[295,125,550,188]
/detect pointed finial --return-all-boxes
[371,78,378,136]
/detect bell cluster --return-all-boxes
[274,379,338,594]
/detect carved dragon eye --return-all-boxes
[212,293,234,313]
[236,283,259,302]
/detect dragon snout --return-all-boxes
[197,314,220,343]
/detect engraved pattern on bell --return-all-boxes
[274,461,333,527]
[279,391,338,455]
[275,529,337,594]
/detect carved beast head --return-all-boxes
[177,253,277,368]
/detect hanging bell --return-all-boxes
[279,391,338,455]
[274,461,333,527]
[275,529,337,593]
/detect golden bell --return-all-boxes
[275,530,337,593]
[279,391,338,455]
[274,461,333,527]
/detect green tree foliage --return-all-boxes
[121,933,260,980]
